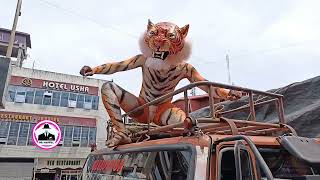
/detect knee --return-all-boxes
[101,81,114,94]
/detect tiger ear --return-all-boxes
[147,19,154,31]
[180,24,189,38]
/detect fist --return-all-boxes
[80,66,94,76]
[227,90,244,100]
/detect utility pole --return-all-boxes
[6,0,23,58]
[226,54,232,84]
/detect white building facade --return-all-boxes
[0,66,110,180]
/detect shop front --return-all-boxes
[34,158,86,180]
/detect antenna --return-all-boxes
[226,54,232,84]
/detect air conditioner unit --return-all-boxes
[44,91,53,97]
[0,137,7,144]
[72,140,80,146]
[68,100,77,108]
[15,94,26,103]
[83,102,92,109]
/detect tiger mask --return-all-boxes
[139,20,192,70]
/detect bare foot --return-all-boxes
[106,132,132,148]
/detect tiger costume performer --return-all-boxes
[80,20,242,147]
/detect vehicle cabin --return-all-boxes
[83,81,320,180]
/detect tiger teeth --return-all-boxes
[153,51,168,60]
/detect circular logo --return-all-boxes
[22,78,32,87]
[32,120,61,150]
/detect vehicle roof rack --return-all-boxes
[107,81,296,143]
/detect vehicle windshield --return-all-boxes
[82,150,191,180]
[259,148,320,178]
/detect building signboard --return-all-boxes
[37,158,86,169]
[0,111,96,127]
[10,76,99,95]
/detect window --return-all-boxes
[92,96,99,110]
[218,147,254,180]
[59,126,65,146]
[260,148,320,178]
[83,149,192,180]
[89,127,96,145]
[52,91,61,106]
[7,86,16,102]
[7,122,20,145]
[69,93,77,101]
[17,122,29,146]
[34,90,44,104]
[43,91,53,105]
[60,92,69,107]
[27,123,35,145]
[76,94,84,108]
[80,127,89,147]
[15,91,26,103]
[0,121,10,144]
[0,121,10,138]
[25,88,35,104]
[64,126,73,147]
[84,95,92,109]
[68,93,77,108]
[7,85,98,110]
[72,126,81,147]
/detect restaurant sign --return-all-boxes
[0,111,96,127]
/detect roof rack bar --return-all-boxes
[135,122,184,136]
[219,98,278,116]
[217,125,277,135]
[208,86,215,117]
[123,81,283,117]
[222,118,281,128]
[277,98,286,124]
[197,118,221,123]
[198,122,228,130]
[202,125,232,133]
[248,91,256,121]
[184,90,190,117]
[246,127,287,135]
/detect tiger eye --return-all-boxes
[148,30,157,36]
[167,33,176,39]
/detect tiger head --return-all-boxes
[140,20,191,67]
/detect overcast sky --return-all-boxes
[1,0,320,96]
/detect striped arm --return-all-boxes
[93,54,146,75]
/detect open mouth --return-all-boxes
[152,51,169,60]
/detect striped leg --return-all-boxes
[159,107,186,125]
[101,81,141,146]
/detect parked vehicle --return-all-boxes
[82,81,320,180]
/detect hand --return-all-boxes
[227,90,244,100]
[80,66,94,76]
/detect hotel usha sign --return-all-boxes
[9,76,99,95]
[42,81,89,93]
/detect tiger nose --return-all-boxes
[153,38,165,47]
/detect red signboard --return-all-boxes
[91,159,125,172]
[10,76,99,96]
[0,111,96,127]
